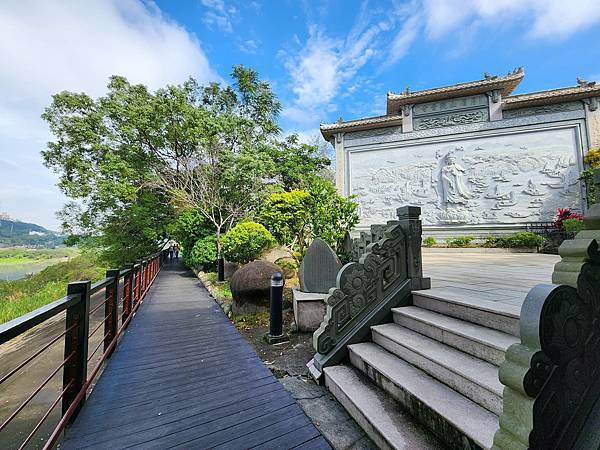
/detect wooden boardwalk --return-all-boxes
[62,262,329,449]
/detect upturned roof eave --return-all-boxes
[320,115,403,140]
[386,70,524,114]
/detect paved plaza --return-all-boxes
[422,250,560,312]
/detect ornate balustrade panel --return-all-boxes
[493,239,600,450]
[309,206,429,380]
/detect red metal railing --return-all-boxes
[0,249,169,449]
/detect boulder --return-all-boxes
[299,239,341,293]
[230,260,282,312]
[260,246,294,263]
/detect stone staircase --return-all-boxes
[323,288,521,450]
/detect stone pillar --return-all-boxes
[333,133,345,195]
[487,90,503,121]
[584,97,600,149]
[401,104,413,133]
[396,205,430,290]
[552,202,600,287]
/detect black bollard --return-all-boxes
[217,257,225,282]
[267,272,288,344]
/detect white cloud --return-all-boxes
[281,0,600,130]
[200,0,238,33]
[0,0,219,228]
[283,21,384,123]
[388,14,421,65]
[422,0,600,40]
[239,39,260,54]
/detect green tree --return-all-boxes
[167,210,214,261]
[42,66,281,264]
[258,190,312,253]
[258,179,358,258]
[266,134,331,190]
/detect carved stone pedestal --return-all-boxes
[292,289,327,332]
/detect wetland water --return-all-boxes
[0,258,69,281]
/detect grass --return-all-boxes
[204,272,233,300]
[0,254,106,324]
[0,247,78,265]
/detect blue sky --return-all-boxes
[1,0,600,229]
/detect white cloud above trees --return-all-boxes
[0,0,219,228]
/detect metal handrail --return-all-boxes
[0,248,169,449]
[0,294,80,344]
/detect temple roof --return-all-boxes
[386,68,524,115]
[503,83,600,109]
[320,70,600,140]
[320,114,402,139]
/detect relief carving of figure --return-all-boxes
[440,151,473,205]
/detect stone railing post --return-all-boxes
[552,203,600,287]
[396,205,430,291]
[493,240,600,450]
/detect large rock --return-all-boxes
[299,239,341,293]
[230,260,282,312]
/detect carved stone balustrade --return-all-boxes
[308,206,430,381]
[493,239,600,449]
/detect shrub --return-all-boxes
[554,208,584,230]
[486,232,544,248]
[483,236,498,247]
[222,222,276,264]
[584,148,600,168]
[447,236,474,248]
[275,257,298,279]
[188,236,217,268]
[423,236,437,247]
[258,179,359,258]
[563,218,585,234]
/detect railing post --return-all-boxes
[131,263,140,307]
[62,280,91,422]
[104,269,120,354]
[136,262,143,303]
[142,260,148,296]
[122,265,133,324]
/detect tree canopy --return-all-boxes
[42,65,341,265]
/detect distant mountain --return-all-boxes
[0,217,65,247]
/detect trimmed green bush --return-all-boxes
[423,236,437,247]
[563,218,585,234]
[222,222,276,264]
[447,236,474,248]
[188,236,217,268]
[483,236,498,248]
[485,232,544,248]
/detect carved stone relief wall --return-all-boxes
[412,94,489,131]
[503,102,583,119]
[349,127,583,227]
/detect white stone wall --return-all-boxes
[347,124,585,228]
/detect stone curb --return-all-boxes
[192,267,233,317]
[422,247,538,254]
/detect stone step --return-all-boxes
[392,306,519,365]
[349,342,499,450]
[323,365,443,450]
[412,288,521,337]
[371,323,503,415]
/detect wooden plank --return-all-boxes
[62,261,329,450]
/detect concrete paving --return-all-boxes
[422,252,559,309]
